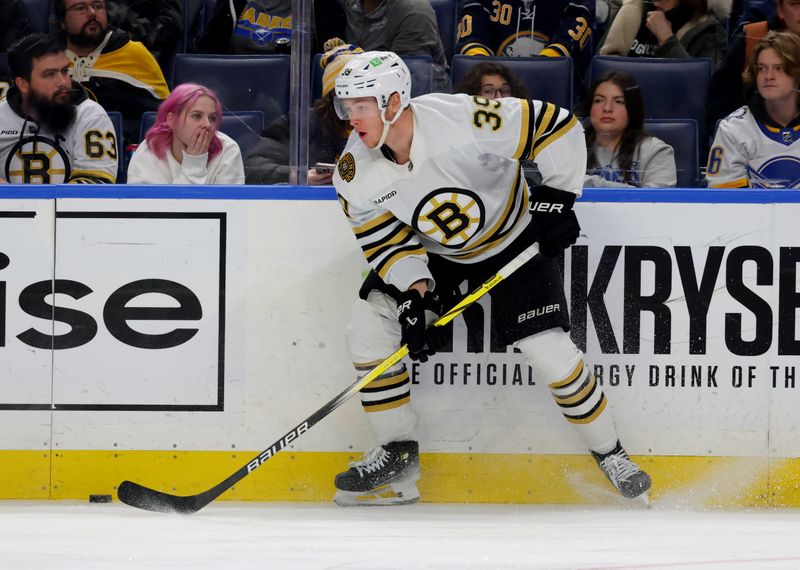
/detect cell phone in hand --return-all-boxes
[314,163,336,174]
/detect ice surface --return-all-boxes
[2,501,800,569]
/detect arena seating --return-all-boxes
[644,119,701,188]
[450,55,573,110]
[139,110,266,156]
[172,54,290,126]
[22,0,51,34]
[429,0,457,63]
[589,56,713,136]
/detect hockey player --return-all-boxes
[0,33,117,184]
[331,51,651,506]
[456,0,593,64]
[707,31,800,188]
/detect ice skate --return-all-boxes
[334,440,420,506]
[591,440,652,504]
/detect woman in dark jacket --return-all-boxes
[599,0,731,70]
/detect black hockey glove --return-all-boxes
[530,185,581,257]
[396,288,443,362]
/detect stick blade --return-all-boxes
[117,480,204,514]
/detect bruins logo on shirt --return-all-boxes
[4,135,70,184]
[412,188,485,248]
[338,153,356,182]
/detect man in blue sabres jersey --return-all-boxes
[707,31,800,188]
[456,0,593,66]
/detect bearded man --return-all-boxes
[0,33,117,184]
[54,0,170,143]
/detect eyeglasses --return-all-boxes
[479,85,513,98]
[65,1,106,15]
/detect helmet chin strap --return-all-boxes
[371,104,403,149]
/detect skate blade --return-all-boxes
[334,483,420,507]
[634,491,651,508]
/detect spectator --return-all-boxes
[584,70,677,187]
[196,0,293,54]
[707,0,800,131]
[456,0,593,65]
[54,0,170,143]
[0,33,117,184]
[105,0,183,69]
[452,60,529,99]
[334,0,449,90]
[244,39,359,184]
[127,83,245,184]
[0,0,33,101]
[706,31,800,188]
[599,0,730,69]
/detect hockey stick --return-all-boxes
[117,241,541,514]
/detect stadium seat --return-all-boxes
[429,0,457,63]
[311,54,435,101]
[22,0,51,34]
[203,0,217,29]
[589,56,713,130]
[106,111,124,183]
[644,119,700,188]
[172,54,290,126]
[450,55,573,110]
[139,110,266,157]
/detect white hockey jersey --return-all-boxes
[333,92,585,291]
[0,85,117,184]
[707,104,800,189]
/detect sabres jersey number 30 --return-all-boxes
[333,92,585,292]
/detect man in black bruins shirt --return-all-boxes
[54,0,170,143]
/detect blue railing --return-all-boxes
[0,186,798,203]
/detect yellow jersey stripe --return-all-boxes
[554,374,597,406]
[532,103,557,153]
[513,100,532,160]
[353,211,397,236]
[92,42,170,99]
[549,360,584,389]
[362,225,414,259]
[564,395,607,425]
[533,115,578,158]
[376,246,427,281]
[709,178,749,188]
[363,395,411,412]
[461,43,493,56]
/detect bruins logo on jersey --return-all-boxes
[4,135,71,184]
[338,153,356,182]
[412,188,485,248]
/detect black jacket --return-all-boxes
[244,111,346,184]
[0,0,32,52]
[106,0,183,67]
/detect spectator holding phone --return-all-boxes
[244,39,360,184]
[127,83,245,184]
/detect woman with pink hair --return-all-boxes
[127,83,245,184]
